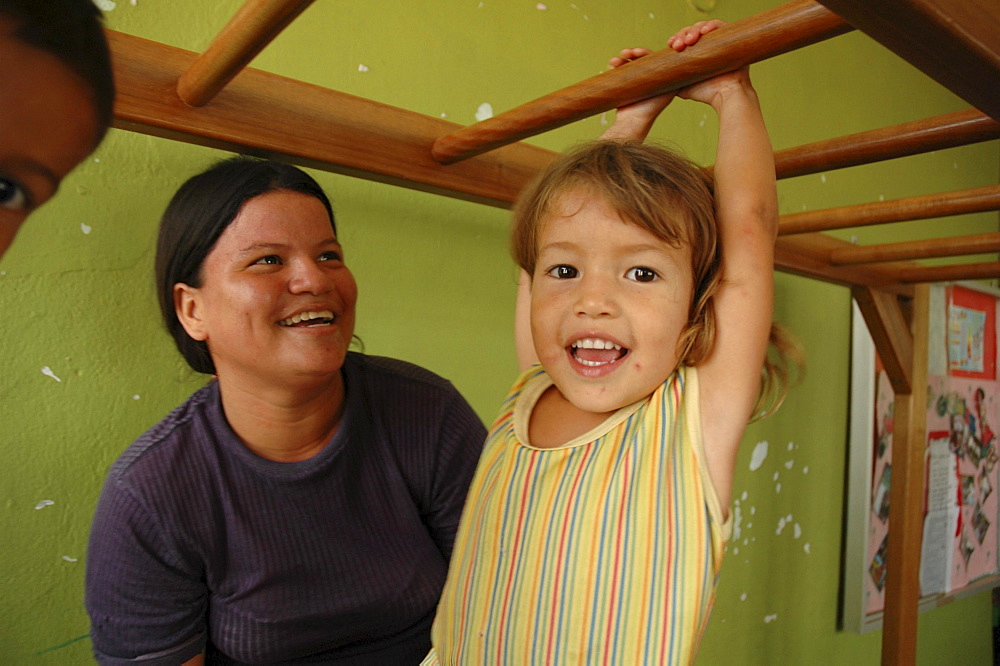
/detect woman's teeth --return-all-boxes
[279,310,335,327]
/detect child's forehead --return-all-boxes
[540,187,684,245]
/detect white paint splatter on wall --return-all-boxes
[34,499,55,510]
[41,366,62,382]
[94,0,117,11]
[358,64,369,73]
[764,614,778,624]
[81,223,92,235]
[749,440,768,470]
[62,556,78,563]
[475,102,494,122]
[536,3,547,10]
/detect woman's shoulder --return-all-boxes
[348,352,464,400]
[106,382,222,486]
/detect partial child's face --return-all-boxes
[0,20,100,259]
[530,190,693,415]
[174,190,358,387]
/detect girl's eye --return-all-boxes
[318,251,342,263]
[626,267,659,283]
[253,255,282,265]
[0,178,29,212]
[546,265,578,279]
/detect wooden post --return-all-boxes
[177,0,317,107]
[430,0,851,164]
[854,285,930,665]
[883,283,930,665]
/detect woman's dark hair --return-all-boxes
[155,157,336,375]
[3,0,115,144]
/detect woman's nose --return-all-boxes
[288,259,333,294]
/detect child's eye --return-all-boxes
[0,178,29,212]
[318,251,343,263]
[253,255,282,266]
[626,267,659,283]
[546,265,578,279]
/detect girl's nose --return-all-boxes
[288,259,333,295]
[574,273,618,318]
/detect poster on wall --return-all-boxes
[841,282,1000,633]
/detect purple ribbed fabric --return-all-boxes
[85,353,485,665]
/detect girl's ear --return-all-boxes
[174,283,209,342]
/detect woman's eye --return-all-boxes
[626,267,659,283]
[0,178,29,212]
[546,265,578,279]
[318,251,342,263]
[253,255,282,266]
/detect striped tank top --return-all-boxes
[424,365,730,665]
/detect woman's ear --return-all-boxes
[174,283,208,342]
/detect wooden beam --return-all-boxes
[774,109,1000,180]
[779,184,1000,235]
[775,233,915,294]
[108,29,556,209]
[430,0,852,164]
[880,283,930,666]
[830,232,1000,265]
[851,287,914,393]
[897,261,1000,284]
[177,0,317,107]
[817,0,1000,121]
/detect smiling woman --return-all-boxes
[84,158,486,665]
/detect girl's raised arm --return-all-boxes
[682,64,778,512]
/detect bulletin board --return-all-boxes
[841,282,1000,633]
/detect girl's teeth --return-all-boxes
[573,338,621,350]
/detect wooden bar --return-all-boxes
[109,30,556,209]
[817,0,1000,121]
[851,286,913,393]
[779,184,1000,234]
[431,0,851,164]
[177,0,317,107]
[880,283,930,666]
[775,233,915,295]
[774,110,1000,180]
[830,232,1000,265]
[897,261,1000,284]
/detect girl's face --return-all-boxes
[530,189,693,415]
[0,20,99,259]
[174,190,358,388]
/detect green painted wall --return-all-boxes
[1,1,997,662]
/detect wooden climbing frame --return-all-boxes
[103,1,1000,663]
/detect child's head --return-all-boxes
[512,140,721,372]
[0,0,115,258]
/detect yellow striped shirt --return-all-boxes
[425,365,730,665]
